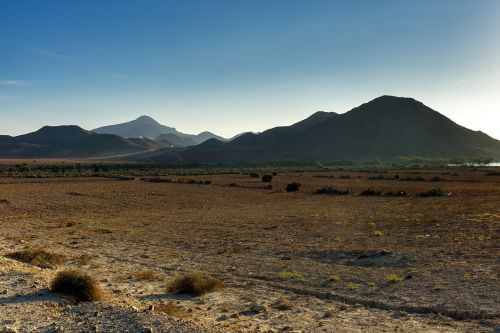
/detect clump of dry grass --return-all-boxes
[277,271,304,281]
[372,230,384,236]
[155,301,189,317]
[387,274,402,283]
[166,272,223,296]
[50,270,102,302]
[328,274,342,283]
[134,270,158,281]
[0,198,10,204]
[5,249,67,268]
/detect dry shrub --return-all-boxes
[6,249,66,268]
[166,271,223,296]
[50,270,102,302]
[134,270,158,281]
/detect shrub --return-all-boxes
[50,270,102,302]
[401,176,425,181]
[360,188,382,196]
[0,198,9,204]
[134,270,158,281]
[286,182,301,192]
[368,175,387,180]
[6,249,66,268]
[418,188,446,197]
[383,191,408,197]
[316,186,350,195]
[249,172,260,178]
[166,272,223,296]
[261,174,273,182]
[114,175,135,181]
[372,230,384,236]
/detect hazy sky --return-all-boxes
[1,0,499,139]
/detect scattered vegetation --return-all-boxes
[50,270,102,302]
[166,272,223,296]
[485,171,500,176]
[372,230,384,236]
[142,177,211,185]
[249,172,260,178]
[383,191,408,197]
[276,271,304,281]
[286,182,301,192]
[261,174,273,182]
[401,176,425,181]
[114,175,135,181]
[5,249,67,268]
[316,186,350,195]
[0,198,9,204]
[360,188,382,196]
[418,188,447,197]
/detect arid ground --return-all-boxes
[0,165,499,332]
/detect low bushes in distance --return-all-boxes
[316,186,350,195]
[261,174,273,182]
[418,188,447,197]
[286,182,301,192]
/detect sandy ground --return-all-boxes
[0,169,499,332]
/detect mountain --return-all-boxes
[0,125,163,158]
[138,96,500,163]
[156,133,198,148]
[93,115,226,144]
[93,115,180,139]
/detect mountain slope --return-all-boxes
[0,126,162,157]
[148,96,500,163]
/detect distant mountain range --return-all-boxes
[1,96,499,161]
[93,115,226,146]
[0,126,163,158]
[136,96,500,163]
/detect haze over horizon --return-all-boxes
[1,0,499,139]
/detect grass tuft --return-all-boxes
[166,271,223,296]
[6,249,66,268]
[50,270,102,302]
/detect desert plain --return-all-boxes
[0,164,499,332]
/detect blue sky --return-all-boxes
[1,0,499,138]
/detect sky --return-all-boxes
[1,0,499,139]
